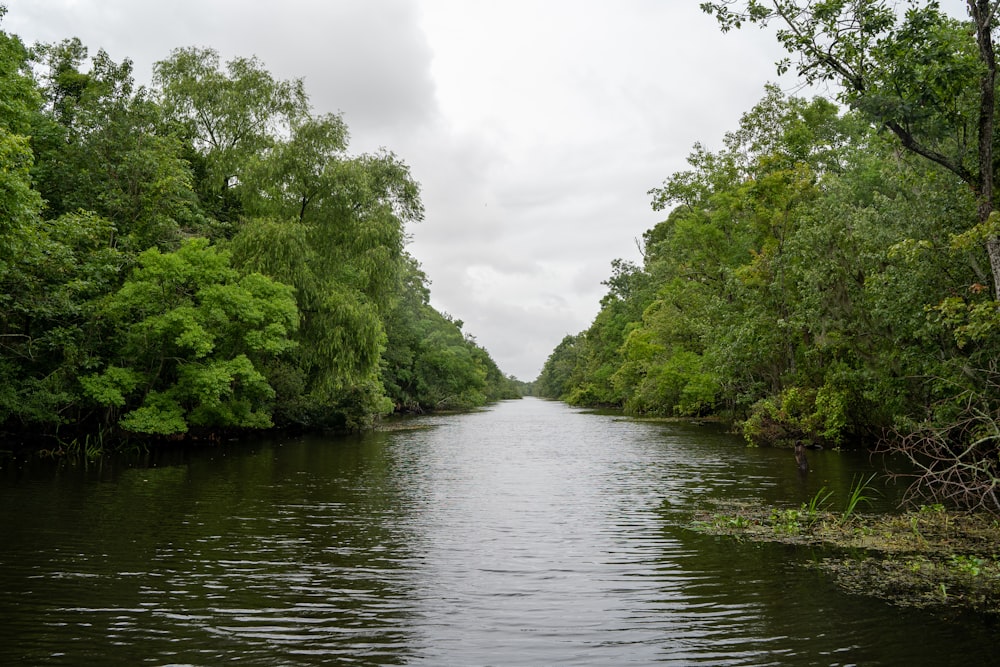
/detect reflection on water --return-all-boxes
[0,398,995,665]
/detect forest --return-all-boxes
[537,0,1000,512]
[0,8,521,445]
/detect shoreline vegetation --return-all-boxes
[587,410,1000,615]
[689,496,1000,615]
[0,399,514,456]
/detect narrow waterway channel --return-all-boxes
[0,397,995,665]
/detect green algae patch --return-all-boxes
[690,501,1000,614]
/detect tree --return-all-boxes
[700,0,1000,507]
[241,112,349,223]
[380,257,516,411]
[153,47,309,221]
[0,15,518,440]
[0,8,42,255]
[0,212,125,430]
[155,48,426,428]
[87,238,298,435]
[229,147,423,426]
[31,41,204,249]
[535,334,586,399]
[701,0,1000,300]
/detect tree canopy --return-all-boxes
[0,12,518,445]
[701,0,1000,299]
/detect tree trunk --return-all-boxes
[969,0,1000,300]
[988,238,1000,301]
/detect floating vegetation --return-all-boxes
[690,500,1000,615]
[374,421,439,433]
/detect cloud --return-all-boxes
[8,0,437,139]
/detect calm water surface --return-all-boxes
[0,397,995,665]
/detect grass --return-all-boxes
[841,473,877,524]
[805,486,833,526]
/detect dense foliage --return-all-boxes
[0,9,518,443]
[539,2,1000,511]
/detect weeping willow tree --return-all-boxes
[153,47,426,428]
[228,116,424,428]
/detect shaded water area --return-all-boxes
[1,397,996,665]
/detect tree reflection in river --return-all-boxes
[0,397,994,665]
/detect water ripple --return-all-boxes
[1,398,996,665]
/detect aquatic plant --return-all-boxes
[841,474,877,524]
[803,486,833,527]
[771,508,803,535]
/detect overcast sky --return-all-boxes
[6,0,803,380]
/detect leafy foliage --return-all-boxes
[0,15,517,443]
[538,82,998,503]
[701,0,1000,301]
[381,258,519,412]
[89,238,298,435]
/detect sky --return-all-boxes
[5,0,804,380]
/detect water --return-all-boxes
[0,397,995,665]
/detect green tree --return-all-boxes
[0,212,124,429]
[380,257,515,411]
[86,238,298,435]
[31,40,204,249]
[701,0,1000,300]
[241,112,349,222]
[556,86,975,440]
[153,47,308,222]
[0,8,41,256]
[228,150,422,426]
[227,91,423,427]
[0,19,512,440]
[536,334,586,399]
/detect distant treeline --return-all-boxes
[0,10,521,445]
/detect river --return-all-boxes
[0,397,995,665]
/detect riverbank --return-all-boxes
[0,402,507,458]
[689,500,1000,615]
